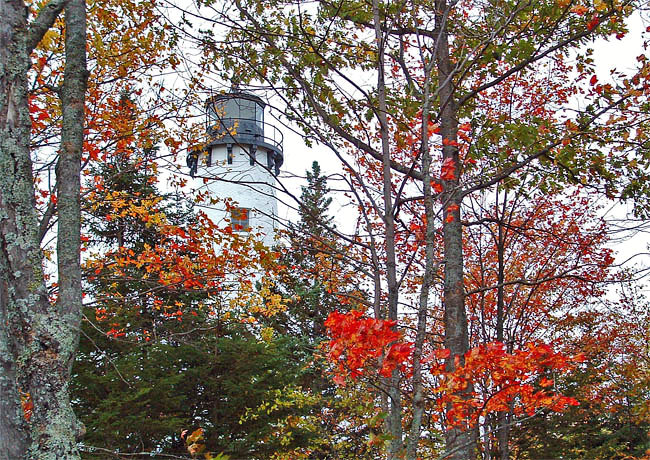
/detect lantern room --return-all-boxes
[187,92,284,177]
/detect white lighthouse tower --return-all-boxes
[188,91,284,247]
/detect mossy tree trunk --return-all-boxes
[0,0,86,457]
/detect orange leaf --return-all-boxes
[441,158,456,181]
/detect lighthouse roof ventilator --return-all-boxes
[187,91,284,247]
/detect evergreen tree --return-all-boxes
[272,161,346,342]
[298,161,335,240]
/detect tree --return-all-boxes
[75,318,312,458]
[458,183,617,459]
[0,0,195,453]
[511,299,650,459]
[0,0,86,457]
[185,0,650,458]
[272,161,349,340]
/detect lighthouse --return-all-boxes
[187,91,284,247]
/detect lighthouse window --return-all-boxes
[224,99,239,119]
[227,144,233,164]
[249,145,256,166]
[255,103,264,124]
[213,99,238,122]
[230,207,250,232]
[237,98,256,121]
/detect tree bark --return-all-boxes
[494,190,510,460]
[0,0,49,456]
[0,0,86,456]
[371,0,403,456]
[435,1,476,458]
[405,63,436,460]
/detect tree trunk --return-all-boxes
[0,0,86,457]
[435,1,476,458]
[495,190,510,460]
[0,1,48,457]
[405,73,436,460]
[371,0,403,455]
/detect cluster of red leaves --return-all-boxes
[430,342,582,427]
[325,311,582,428]
[325,310,413,384]
[28,95,52,134]
[440,157,456,181]
[106,324,126,338]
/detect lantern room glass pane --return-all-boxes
[225,99,239,119]
[239,98,256,121]
[209,95,265,134]
[256,103,264,124]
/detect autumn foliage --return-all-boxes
[435,342,582,426]
[325,310,413,382]
[325,310,582,428]
[8,0,650,456]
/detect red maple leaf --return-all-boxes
[441,158,456,181]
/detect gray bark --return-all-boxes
[494,191,510,460]
[0,0,86,457]
[0,0,49,456]
[371,0,403,455]
[405,71,435,460]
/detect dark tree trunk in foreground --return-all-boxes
[435,0,475,458]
